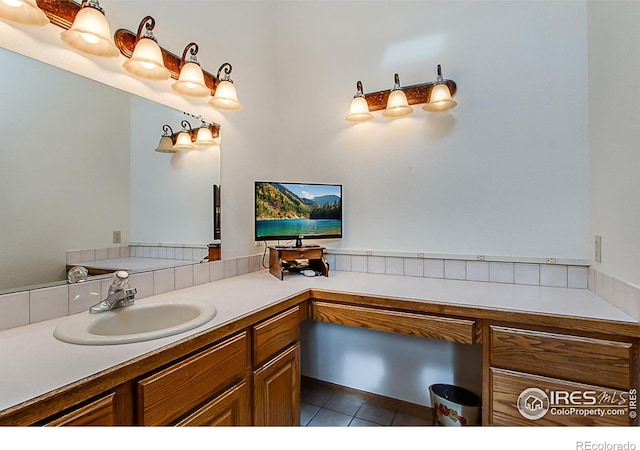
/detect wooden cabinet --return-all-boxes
[486,324,638,426]
[252,306,301,426]
[254,343,300,426]
[269,246,328,280]
[137,331,250,426]
[45,393,116,426]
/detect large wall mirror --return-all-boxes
[0,47,221,293]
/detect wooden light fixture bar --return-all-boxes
[34,0,223,97]
[363,79,457,112]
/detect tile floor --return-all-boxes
[301,384,432,427]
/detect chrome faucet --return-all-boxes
[89,270,137,314]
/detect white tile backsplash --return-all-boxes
[153,268,175,295]
[194,262,211,285]
[335,255,352,271]
[424,259,444,279]
[224,259,238,278]
[444,260,466,280]
[0,291,29,331]
[367,256,386,274]
[568,266,588,289]
[175,265,194,290]
[129,271,153,299]
[404,258,423,277]
[489,262,514,284]
[385,257,404,276]
[30,285,68,324]
[210,260,224,281]
[514,263,540,286]
[68,280,102,314]
[540,264,567,287]
[351,255,368,273]
[237,257,249,276]
[466,261,489,282]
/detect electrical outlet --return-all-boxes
[595,235,602,263]
[113,230,121,244]
[417,253,425,258]
[255,241,263,247]
[546,257,556,264]
[476,255,485,261]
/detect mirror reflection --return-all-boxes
[0,47,221,293]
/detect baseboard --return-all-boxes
[301,376,433,421]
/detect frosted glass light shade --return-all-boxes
[423,83,457,112]
[172,62,210,97]
[173,131,196,150]
[0,0,49,26]
[123,37,170,80]
[155,135,175,153]
[209,80,242,110]
[383,89,413,117]
[194,126,217,146]
[60,6,118,58]
[345,96,373,122]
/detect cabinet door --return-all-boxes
[253,343,300,426]
[45,393,115,426]
[177,379,251,426]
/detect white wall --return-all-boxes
[588,1,640,287]
[0,48,130,290]
[276,1,590,262]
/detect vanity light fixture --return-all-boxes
[346,64,457,121]
[154,125,176,153]
[173,120,196,150]
[345,81,373,122]
[122,16,170,81]
[60,0,119,58]
[0,0,49,26]
[209,63,242,111]
[171,42,210,98]
[194,120,218,146]
[422,64,457,112]
[383,73,413,118]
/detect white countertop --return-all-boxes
[0,270,636,414]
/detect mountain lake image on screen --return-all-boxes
[254,182,342,242]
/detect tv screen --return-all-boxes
[255,181,342,244]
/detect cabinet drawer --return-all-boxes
[253,306,300,366]
[490,326,635,390]
[45,393,115,426]
[490,368,634,426]
[137,331,249,426]
[279,248,323,261]
[312,301,476,344]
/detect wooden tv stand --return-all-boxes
[268,246,329,280]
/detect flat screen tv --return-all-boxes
[255,181,342,247]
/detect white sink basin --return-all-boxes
[54,301,216,345]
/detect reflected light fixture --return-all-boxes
[0,0,49,26]
[173,120,196,150]
[172,42,210,98]
[423,64,458,112]
[383,74,413,117]
[194,120,217,146]
[60,0,118,58]
[155,125,175,153]
[122,16,169,81]
[209,63,242,110]
[345,81,373,122]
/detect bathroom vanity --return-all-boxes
[0,271,637,426]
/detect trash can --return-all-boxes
[429,383,481,426]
